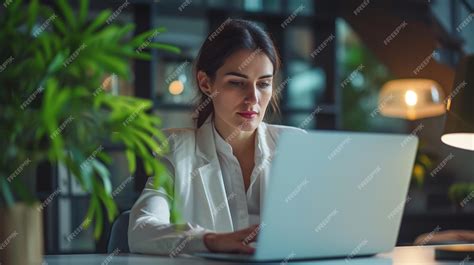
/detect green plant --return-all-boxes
[338,20,398,131]
[0,0,179,238]
[410,140,435,187]
[448,183,474,206]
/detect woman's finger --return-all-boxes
[239,225,260,243]
[235,242,256,254]
[415,230,474,245]
[234,225,257,236]
[457,230,474,242]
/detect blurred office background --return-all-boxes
[28,0,474,254]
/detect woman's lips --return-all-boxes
[237,111,258,119]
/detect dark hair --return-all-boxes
[193,18,281,128]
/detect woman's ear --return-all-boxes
[197,71,212,96]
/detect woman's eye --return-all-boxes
[258,82,271,89]
[229,81,245,87]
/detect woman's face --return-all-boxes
[198,49,274,136]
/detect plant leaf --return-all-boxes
[84,10,112,35]
[27,0,39,33]
[91,160,111,194]
[57,0,77,30]
[0,177,15,207]
[125,150,136,174]
[78,0,89,26]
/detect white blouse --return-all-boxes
[212,123,263,230]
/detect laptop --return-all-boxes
[195,130,418,262]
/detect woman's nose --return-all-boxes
[244,86,258,105]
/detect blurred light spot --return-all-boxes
[351,72,365,90]
[178,74,187,83]
[169,80,184,95]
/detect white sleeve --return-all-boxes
[128,158,214,256]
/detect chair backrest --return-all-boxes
[107,210,130,253]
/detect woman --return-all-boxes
[128,19,305,256]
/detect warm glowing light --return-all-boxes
[169,80,184,95]
[404,90,418,106]
[379,79,445,120]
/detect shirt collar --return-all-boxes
[211,117,269,166]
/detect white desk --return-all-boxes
[44,245,474,264]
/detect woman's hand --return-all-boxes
[414,230,474,245]
[203,224,260,254]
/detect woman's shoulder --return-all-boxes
[262,123,307,147]
[162,127,196,137]
[162,127,197,146]
[159,127,198,163]
[263,123,307,135]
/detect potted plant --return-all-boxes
[0,0,178,263]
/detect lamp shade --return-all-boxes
[441,55,474,151]
[379,79,445,120]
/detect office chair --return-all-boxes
[107,210,130,253]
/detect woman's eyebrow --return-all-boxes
[258,74,273,79]
[224,72,248,78]
[224,72,273,79]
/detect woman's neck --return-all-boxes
[213,116,256,157]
